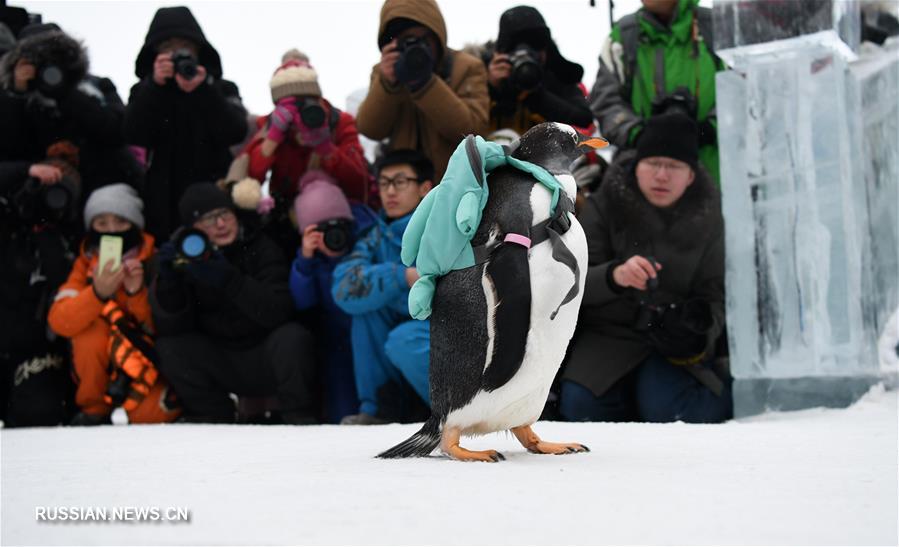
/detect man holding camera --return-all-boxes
[561,113,730,423]
[590,0,723,183]
[125,6,248,241]
[486,6,593,135]
[150,183,317,424]
[356,0,489,181]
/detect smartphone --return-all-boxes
[98,235,123,272]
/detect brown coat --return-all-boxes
[563,150,725,396]
[356,0,489,181]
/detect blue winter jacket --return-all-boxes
[332,210,414,317]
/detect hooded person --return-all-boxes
[124,6,248,242]
[355,0,489,182]
[232,50,371,259]
[149,182,317,424]
[485,5,593,134]
[561,113,730,424]
[47,183,180,425]
[0,25,141,212]
[289,170,378,424]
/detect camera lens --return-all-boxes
[42,184,70,211]
[40,65,64,88]
[172,49,198,80]
[180,232,207,258]
[299,100,326,129]
[323,227,348,252]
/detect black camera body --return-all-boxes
[315,219,354,254]
[173,228,211,266]
[508,43,543,91]
[296,97,326,129]
[651,86,698,118]
[13,176,78,224]
[632,260,664,332]
[395,36,433,84]
[171,49,199,80]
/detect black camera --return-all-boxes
[173,228,211,266]
[395,36,433,84]
[296,97,326,129]
[651,86,698,118]
[632,259,664,333]
[508,43,543,91]
[105,373,131,407]
[13,176,78,223]
[171,48,199,79]
[315,219,354,254]
[36,64,65,95]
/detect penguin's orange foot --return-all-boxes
[444,445,506,463]
[511,424,590,456]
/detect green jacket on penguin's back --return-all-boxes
[590,0,723,183]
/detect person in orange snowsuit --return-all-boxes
[48,184,179,425]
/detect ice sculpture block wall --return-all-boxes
[713,0,860,52]
[716,32,898,416]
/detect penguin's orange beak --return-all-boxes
[578,137,609,149]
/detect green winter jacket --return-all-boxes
[589,0,723,183]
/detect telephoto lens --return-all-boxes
[509,44,543,91]
[173,228,211,266]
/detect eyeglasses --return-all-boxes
[196,208,235,228]
[377,174,419,192]
[641,158,691,175]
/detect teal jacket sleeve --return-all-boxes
[332,230,409,315]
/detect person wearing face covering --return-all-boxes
[47,184,180,425]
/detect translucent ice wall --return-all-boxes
[715,28,898,415]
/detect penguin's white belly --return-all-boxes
[445,178,588,435]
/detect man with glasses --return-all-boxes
[561,113,730,423]
[150,183,317,424]
[332,150,434,425]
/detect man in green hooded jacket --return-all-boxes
[590,0,723,183]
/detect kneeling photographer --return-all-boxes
[150,183,317,424]
[561,113,731,424]
[485,6,592,134]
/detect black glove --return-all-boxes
[184,251,238,290]
[155,241,180,282]
[646,299,712,359]
[698,119,717,147]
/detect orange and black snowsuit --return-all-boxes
[47,232,179,423]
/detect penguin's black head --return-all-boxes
[511,122,608,175]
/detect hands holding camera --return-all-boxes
[152,51,206,93]
[264,97,333,156]
[379,37,434,91]
[300,224,327,258]
[612,255,662,290]
[28,164,63,185]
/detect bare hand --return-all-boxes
[93,259,125,300]
[260,137,279,157]
[379,40,400,85]
[13,59,36,93]
[175,64,207,93]
[405,267,420,288]
[301,224,323,259]
[28,164,63,184]
[122,258,145,295]
[487,52,512,89]
[153,52,174,86]
[612,256,661,290]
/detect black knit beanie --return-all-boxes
[636,113,699,169]
[178,183,234,225]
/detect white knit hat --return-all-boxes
[83,183,144,230]
[270,54,321,102]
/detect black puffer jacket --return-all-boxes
[0,30,140,207]
[563,150,725,396]
[150,226,295,350]
[124,7,247,242]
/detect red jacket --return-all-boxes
[245,100,371,205]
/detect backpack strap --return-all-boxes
[617,13,640,99]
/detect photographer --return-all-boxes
[288,170,378,424]
[589,0,723,183]
[356,0,489,181]
[150,183,317,424]
[486,6,593,135]
[125,6,248,241]
[235,51,370,258]
[561,113,730,423]
[0,23,140,212]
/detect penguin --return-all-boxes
[379,123,608,462]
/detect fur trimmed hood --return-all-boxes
[595,149,722,250]
[0,30,87,91]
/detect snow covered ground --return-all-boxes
[2,387,897,546]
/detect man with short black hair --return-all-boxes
[332,150,434,425]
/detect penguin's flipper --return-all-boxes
[510,424,590,455]
[481,242,531,392]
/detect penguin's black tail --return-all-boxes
[376,416,442,459]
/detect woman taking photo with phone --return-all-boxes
[47,184,180,425]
